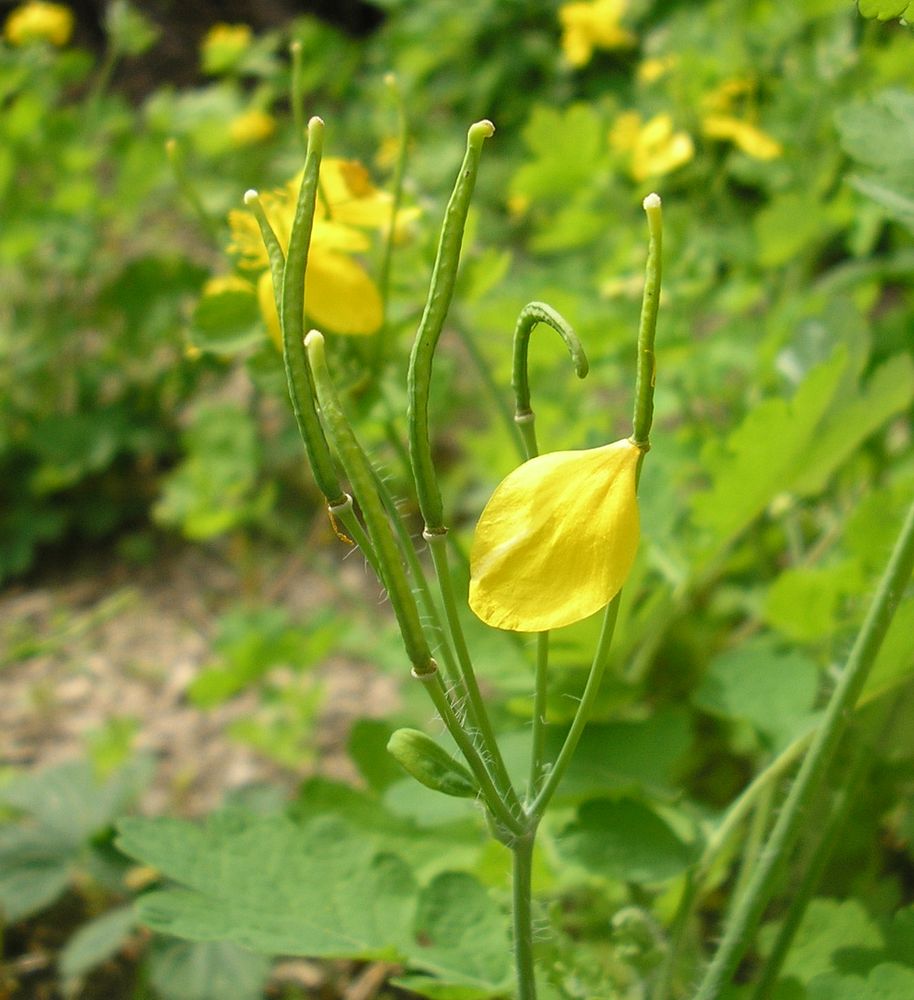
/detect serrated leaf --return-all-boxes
[118,813,416,959]
[694,637,820,749]
[512,104,606,201]
[59,906,138,981]
[393,873,512,1000]
[556,798,695,884]
[692,352,846,552]
[147,938,272,1000]
[808,963,914,1000]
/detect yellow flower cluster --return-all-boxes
[227,159,399,339]
[611,112,694,182]
[4,1,73,47]
[469,439,642,632]
[558,0,635,68]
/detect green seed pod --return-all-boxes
[387,729,478,799]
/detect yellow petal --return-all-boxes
[701,115,782,160]
[469,439,641,632]
[257,270,282,350]
[305,249,382,335]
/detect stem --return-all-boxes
[694,495,914,1000]
[749,698,895,1000]
[512,834,538,1000]
[631,194,662,451]
[290,41,305,145]
[530,595,621,819]
[426,531,522,814]
[166,138,220,240]
[528,632,550,800]
[725,780,774,922]
[416,671,525,838]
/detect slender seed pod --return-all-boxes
[306,330,436,676]
[408,120,494,533]
[630,193,662,453]
[278,117,346,505]
[512,301,588,460]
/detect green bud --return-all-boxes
[387,729,478,799]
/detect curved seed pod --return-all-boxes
[387,728,478,798]
[631,193,662,452]
[408,120,494,533]
[512,301,588,460]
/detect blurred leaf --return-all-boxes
[692,351,846,553]
[349,718,405,793]
[59,906,138,982]
[765,562,864,642]
[760,898,883,985]
[0,826,73,923]
[555,798,695,884]
[694,637,820,749]
[857,0,912,18]
[106,0,160,56]
[512,104,606,201]
[862,596,914,702]
[808,964,914,1000]
[147,938,272,1000]
[190,286,263,354]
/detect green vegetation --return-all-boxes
[2,1,914,999]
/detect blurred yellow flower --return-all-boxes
[201,22,252,73]
[703,77,754,114]
[637,54,677,84]
[229,159,397,339]
[4,1,73,46]
[702,115,783,160]
[228,109,276,147]
[469,439,641,632]
[611,112,694,182]
[559,0,635,68]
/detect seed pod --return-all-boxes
[387,729,478,799]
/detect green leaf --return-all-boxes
[0,827,72,923]
[692,352,846,554]
[836,91,914,170]
[511,104,606,202]
[190,285,263,354]
[789,354,914,497]
[348,719,404,793]
[857,1,912,23]
[59,906,138,982]
[392,873,512,1000]
[862,597,914,702]
[807,963,914,1000]
[118,813,417,959]
[761,898,883,985]
[694,637,820,749]
[147,938,272,1000]
[555,798,695,884]
[764,562,864,643]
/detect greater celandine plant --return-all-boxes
[244,116,914,1000]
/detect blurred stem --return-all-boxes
[290,41,305,145]
[727,780,774,920]
[694,495,914,1000]
[750,697,897,999]
[374,73,409,375]
[166,138,220,241]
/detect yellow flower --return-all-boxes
[637,54,677,84]
[558,0,635,69]
[468,439,641,632]
[701,114,783,160]
[4,1,73,46]
[228,159,397,338]
[611,112,694,182]
[228,109,276,147]
[201,22,252,73]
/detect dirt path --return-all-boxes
[0,540,399,814]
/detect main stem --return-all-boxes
[512,833,538,1000]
